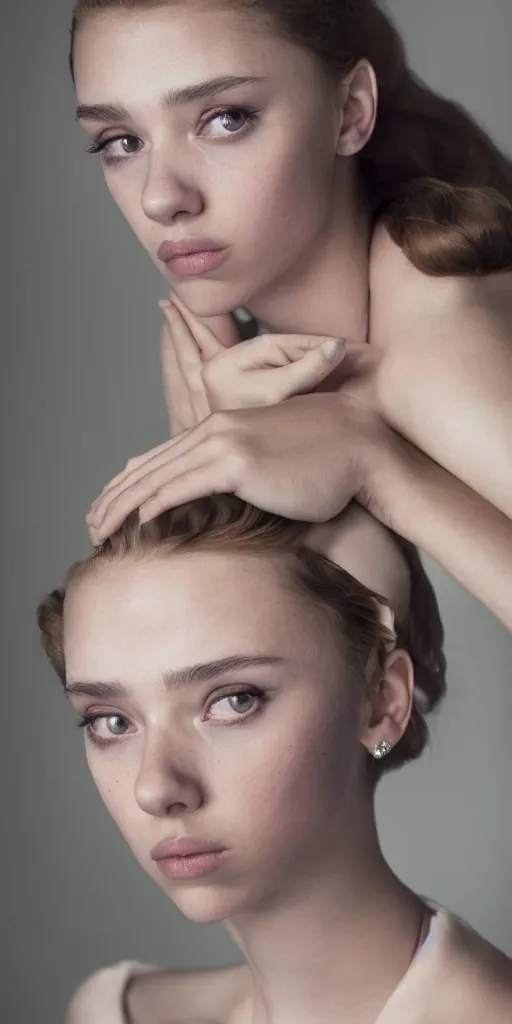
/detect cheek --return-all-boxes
[228,141,335,260]
[226,697,358,853]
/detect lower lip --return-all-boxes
[155,850,226,879]
[165,249,228,277]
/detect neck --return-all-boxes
[246,165,373,344]
[225,816,426,1024]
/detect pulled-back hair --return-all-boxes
[37,495,446,782]
[69,0,512,278]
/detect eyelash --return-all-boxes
[85,106,260,167]
[75,685,268,748]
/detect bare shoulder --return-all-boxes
[368,221,467,337]
[369,219,512,341]
[66,959,251,1024]
[444,919,512,1022]
[125,961,252,1024]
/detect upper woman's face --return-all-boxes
[73,4,357,316]
[63,550,374,923]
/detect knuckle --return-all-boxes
[201,356,225,389]
[229,446,253,481]
[207,410,234,434]
[201,360,215,384]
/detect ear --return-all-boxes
[359,647,415,755]
[335,59,378,157]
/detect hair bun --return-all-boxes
[384,178,512,276]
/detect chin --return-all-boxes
[169,889,245,925]
[169,278,258,318]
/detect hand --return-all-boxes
[159,296,241,435]
[167,292,349,410]
[87,388,381,543]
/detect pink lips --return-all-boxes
[157,238,225,263]
[150,835,225,860]
[150,836,227,881]
[157,239,229,277]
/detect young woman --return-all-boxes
[38,495,511,1023]
[68,0,512,629]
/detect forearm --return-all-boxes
[363,427,512,632]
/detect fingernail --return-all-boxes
[321,338,345,359]
[159,299,172,310]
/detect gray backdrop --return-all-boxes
[3,1,512,1021]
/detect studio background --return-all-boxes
[3,2,512,1021]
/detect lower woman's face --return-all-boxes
[63,552,367,923]
[73,5,345,316]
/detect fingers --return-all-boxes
[89,433,187,519]
[87,421,215,540]
[94,437,179,500]
[215,332,345,372]
[269,338,346,399]
[203,334,346,408]
[160,301,212,428]
[88,443,209,542]
[161,301,203,375]
[169,292,227,358]
[160,315,189,435]
[138,460,235,523]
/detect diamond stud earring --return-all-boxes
[371,740,393,760]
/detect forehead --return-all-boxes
[63,551,337,682]
[73,4,289,97]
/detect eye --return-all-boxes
[85,134,142,166]
[206,687,267,722]
[201,107,259,140]
[76,711,133,746]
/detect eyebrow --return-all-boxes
[75,75,265,123]
[64,654,285,699]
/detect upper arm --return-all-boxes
[370,229,512,518]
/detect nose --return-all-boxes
[141,147,204,225]
[134,730,203,818]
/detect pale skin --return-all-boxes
[64,545,428,1024]
[72,5,512,631]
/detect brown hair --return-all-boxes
[37,495,446,782]
[69,0,512,278]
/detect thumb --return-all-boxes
[270,338,346,399]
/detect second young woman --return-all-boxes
[68,0,512,627]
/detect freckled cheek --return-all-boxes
[227,735,338,853]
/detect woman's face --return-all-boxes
[73,4,362,316]
[63,550,376,923]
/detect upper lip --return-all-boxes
[150,835,226,860]
[157,238,225,263]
